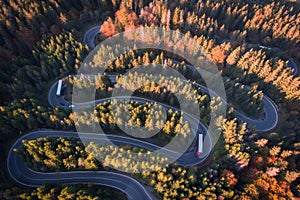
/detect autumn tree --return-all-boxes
[211,45,226,64]
[226,47,241,66]
[100,17,117,37]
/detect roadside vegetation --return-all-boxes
[19,184,126,200]
[17,116,298,199]
[71,100,194,147]
[66,62,263,118]
[17,137,169,173]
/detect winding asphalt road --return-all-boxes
[7,26,287,200]
[9,82,213,200]
[9,76,214,200]
[171,60,279,132]
[83,26,100,49]
[51,71,278,132]
[47,80,212,164]
[258,45,298,76]
[288,60,298,76]
[80,27,281,131]
[7,131,155,200]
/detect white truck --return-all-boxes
[56,80,62,96]
[196,134,203,157]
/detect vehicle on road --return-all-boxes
[196,134,203,157]
[56,80,63,96]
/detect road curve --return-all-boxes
[81,26,279,131]
[288,60,298,76]
[83,26,100,49]
[53,72,278,132]
[10,80,214,200]
[7,26,282,200]
[170,60,279,132]
[8,97,213,199]
[258,46,298,77]
[192,77,278,132]
[7,131,155,200]
[47,82,213,164]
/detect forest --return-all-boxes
[18,184,127,200]
[66,55,263,117]
[0,0,299,199]
[71,100,194,146]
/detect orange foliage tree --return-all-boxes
[100,17,117,37]
[211,45,226,64]
[221,169,238,187]
[115,6,138,29]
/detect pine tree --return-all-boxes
[226,47,241,66]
